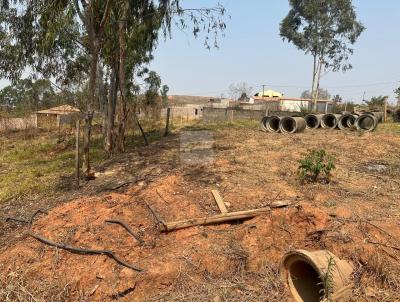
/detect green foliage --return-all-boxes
[332,95,343,103]
[394,87,400,100]
[160,84,169,107]
[280,0,364,73]
[144,71,162,106]
[298,149,336,183]
[332,101,356,114]
[0,78,57,113]
[363,95,386,108]
[319,256,337,301]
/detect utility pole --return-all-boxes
[262,85,266,97]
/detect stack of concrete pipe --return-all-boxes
[261,111,383,133]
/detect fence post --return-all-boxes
[383,97,388,122]
[75,119,80,189]
[164,107,171,137]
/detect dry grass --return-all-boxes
[0,269,71,302]
[148,262,287,302]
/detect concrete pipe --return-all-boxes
[280,249,354,302]
[279,116,306,133]
[355,114,378,132]
[321,114,342,129]
[305,114,323,129]
[260,116,269,132]
[364,111,383,123]
[337,114,356,130]
[393,109,400,122]
[265,116,281,133]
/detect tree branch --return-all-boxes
[99,0,112,33]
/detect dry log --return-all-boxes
[160,207,271,232]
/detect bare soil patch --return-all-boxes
[1,125,400,301]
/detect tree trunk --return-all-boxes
[105,60,118,155]
[116,18,128,153]
[311,54,318,111]
[315,59,324,100]
[98,63,108,138]
[82,15,99,178]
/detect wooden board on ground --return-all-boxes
[211,190,228,214]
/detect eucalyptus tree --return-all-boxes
[0,0,227,176]
[280,0,364,108]
[102,1,227,154]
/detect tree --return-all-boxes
[395,86,400,106]
[301,89,331,100]
[364,95,386,108]
[0,78,56,112]
[1,0,227,175]
[228,82,253,101]
[332,94,343,103]
[144,71,162,106]
[280,0,364,109]
[160,85,169,107]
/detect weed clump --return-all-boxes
[298,149,335,183]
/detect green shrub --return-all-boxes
[298,149,335,183]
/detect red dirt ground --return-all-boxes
[1,125,400,301]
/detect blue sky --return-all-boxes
[150,0,400,104]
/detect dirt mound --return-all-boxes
[2,127,400,301]
[0,175,332,301]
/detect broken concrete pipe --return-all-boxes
[321,114,342,129]
[279,116,306,133]
[280,249,354,302]
[265,116,281,133]
[393,108,400,123]
[337,113,356,130]
[305,114,324,129]
[355,114,378,132]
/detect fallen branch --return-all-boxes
[364,221,400,243]
[105,219,144,245]
[29,209,48,226]
[366,239,400,252]
[5,217,29,224]
[28,231,143,272]
[143,200,167,229]
[110,181,135,190]
[5,209,48,226]
[160,207,271,232]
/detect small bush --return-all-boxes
[298,149,335,183]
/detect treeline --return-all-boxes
[0,1,227,177]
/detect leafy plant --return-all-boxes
[280,0,364,109]
[319,256,337,301]
[298,149,335,183]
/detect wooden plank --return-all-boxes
[211,190,228,214]
[160,207,271,232]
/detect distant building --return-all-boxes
[35,105,81,128]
